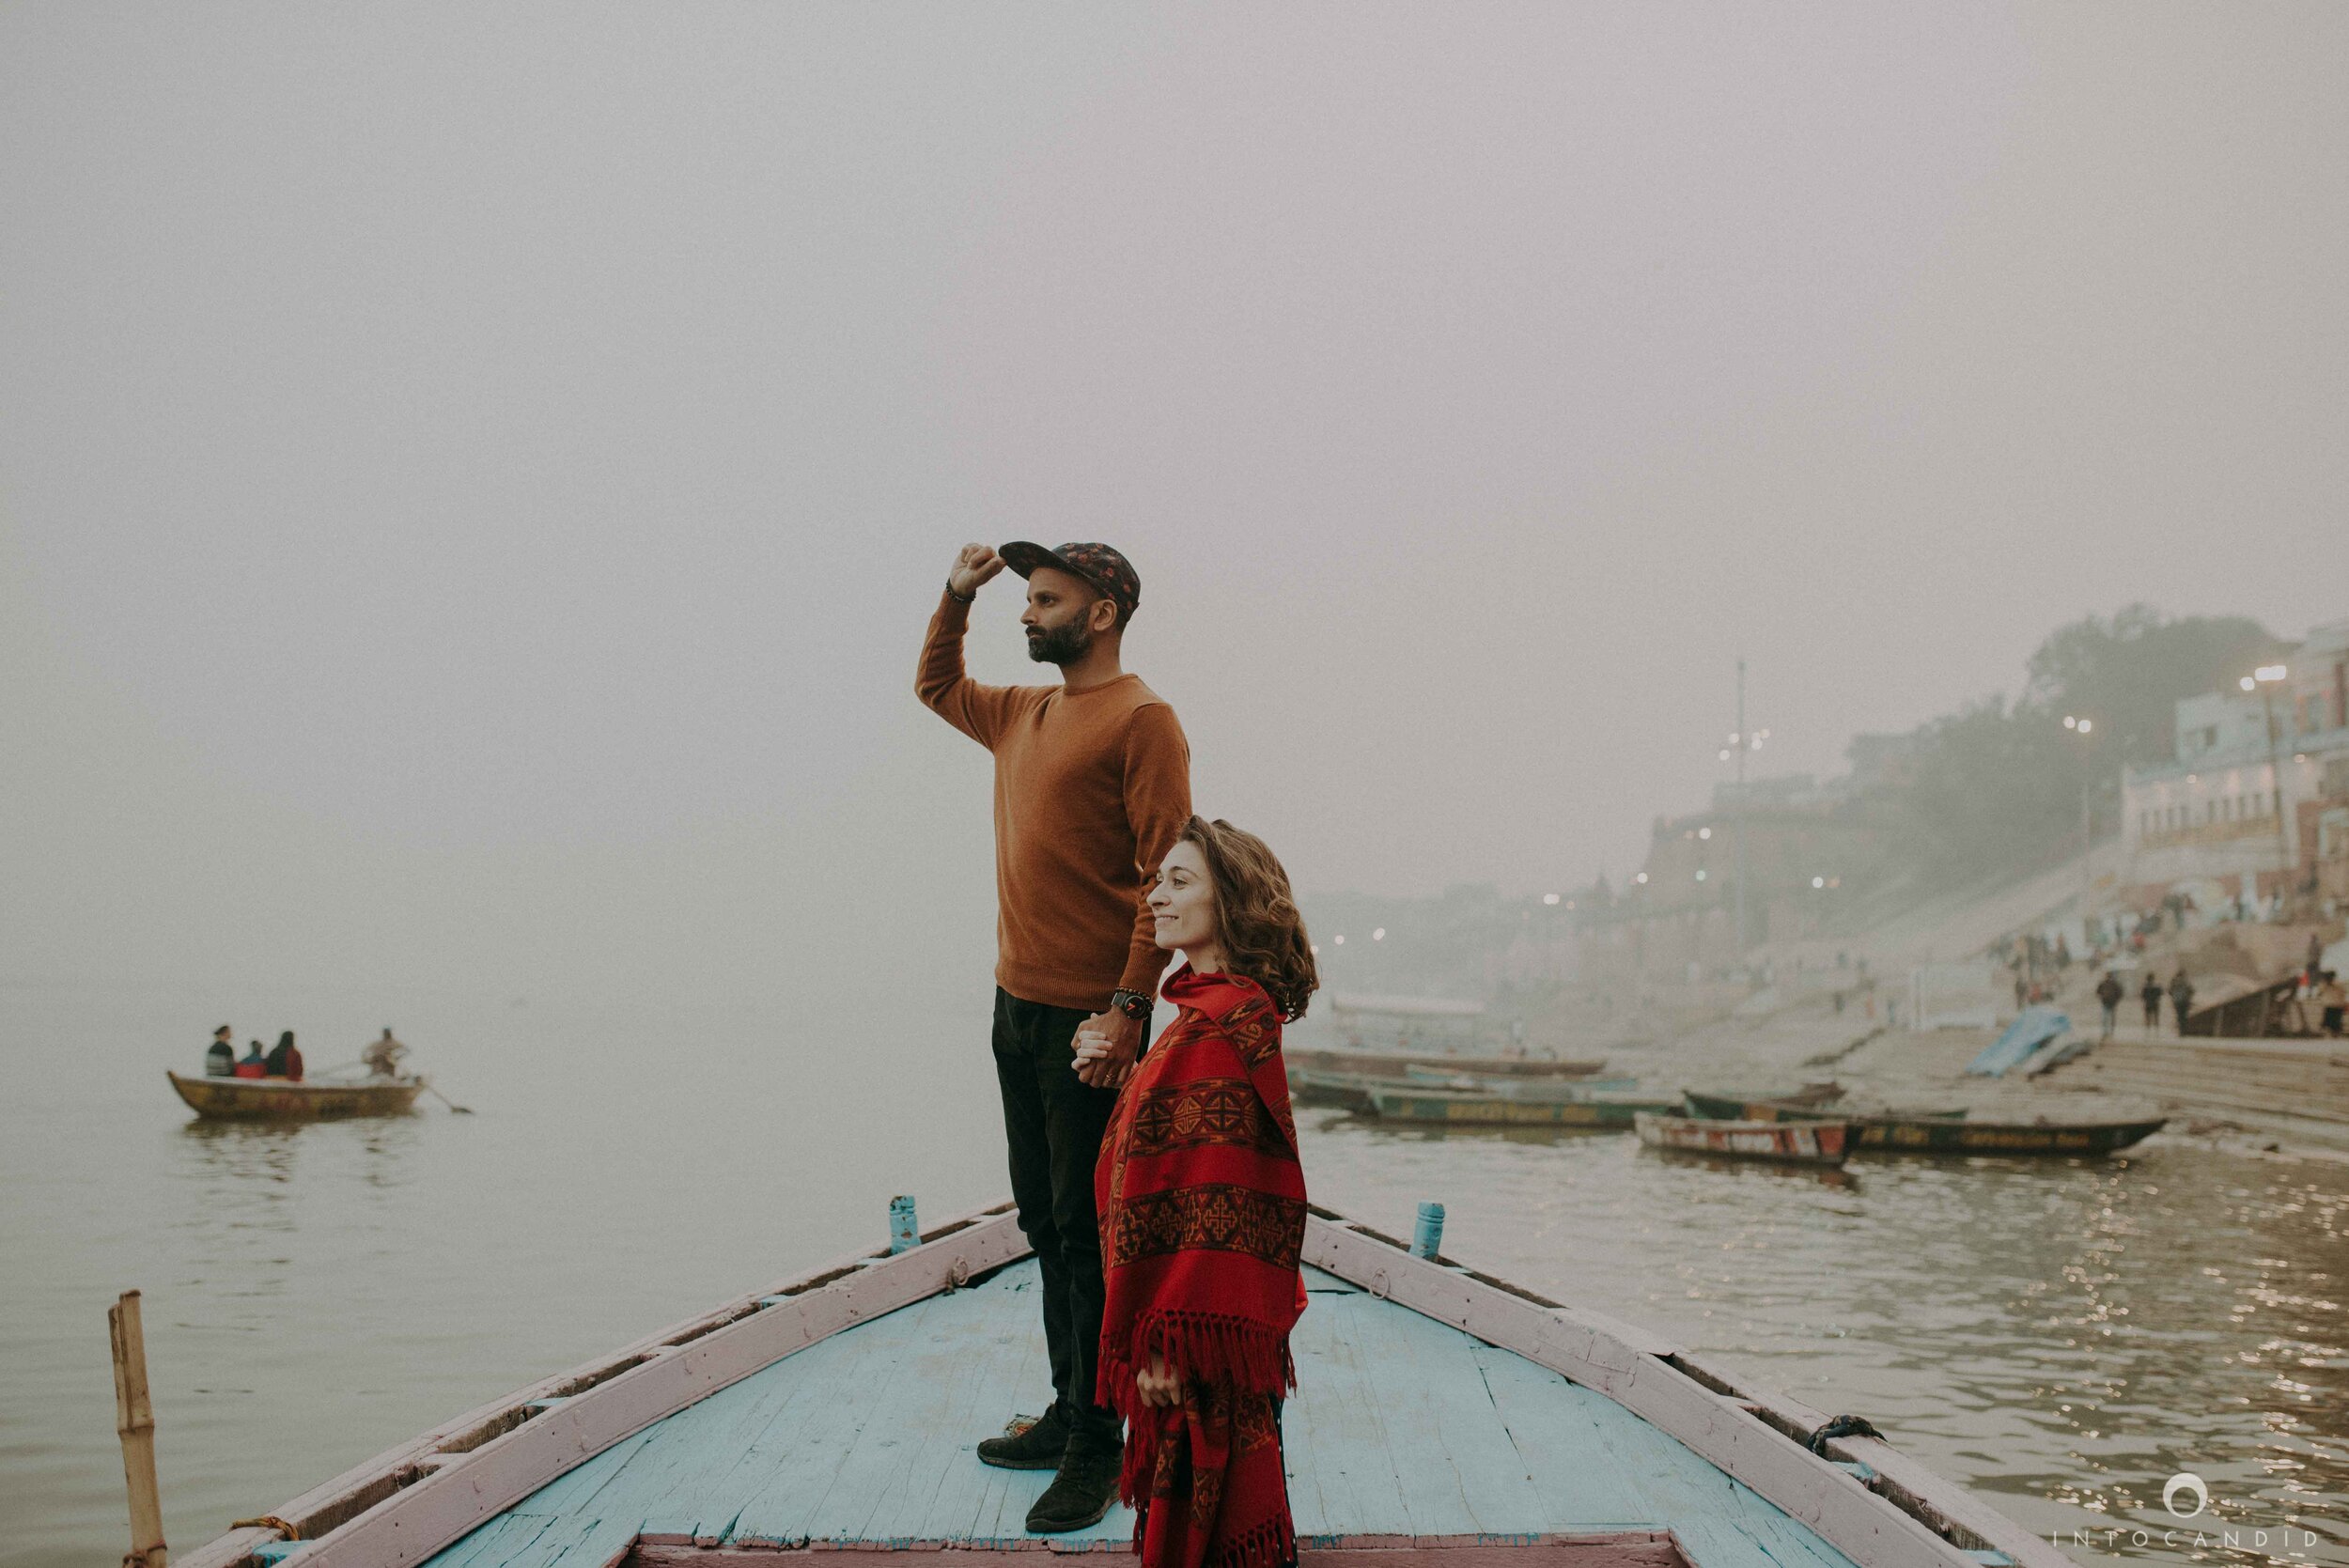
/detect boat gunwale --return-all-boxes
[182,1201,2069,1568]
[165,1071,431,1121]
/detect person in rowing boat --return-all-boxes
[364,1028,409,1078]
[1088,816,1314,1568]
[918,541,1192,1531]
[206,1025,236,1077]
[235,1040,268,1079]
[264,1030,304,1080]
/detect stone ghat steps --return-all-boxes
[2045,1038,2349,1129]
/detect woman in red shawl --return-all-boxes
[1077,815,1317,1568]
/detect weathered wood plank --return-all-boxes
[1288,1295,1415,1538]
[884,1271,1058,1545]
[289,1213,1031,1568]
[665,1298,940,1548]
[1346,1293,1550,1537]
[1467,1346,1669,1532]
[1301,1221,1972,1568]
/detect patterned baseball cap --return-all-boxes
[999,541,1142,621]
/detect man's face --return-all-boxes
[1020,567,1112,666]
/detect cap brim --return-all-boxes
[997,541,1067,580]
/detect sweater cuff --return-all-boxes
[1117,946,1174,1000]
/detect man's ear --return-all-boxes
[1092,596,1121,634]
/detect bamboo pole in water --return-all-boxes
[109,1290,169,1568]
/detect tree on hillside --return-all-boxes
[2020,604,2283,765]
[1890,606,2282,880]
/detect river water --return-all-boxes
[2,981,2342,1566]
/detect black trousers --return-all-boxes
[992,987,1127,1446]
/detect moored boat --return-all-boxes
[1680,1084,1844,1121]
[1293,1064,1642,1110]
[1366,1085,1682,1126]
[1857,1111,2167,1157]
[179,1196,2068,1568]
[166,1070,427,1122]
[1637,1111,1859,1167]
[1690,1096,2162,1157]
[1288,1043,1610,1079]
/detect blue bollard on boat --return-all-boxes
[1411,1201,1445,1259]
[889,1195,919,1254]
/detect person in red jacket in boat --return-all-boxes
[1081,815,1316,1568]
[263,1031,304,1081]
[234,1040,268,1079]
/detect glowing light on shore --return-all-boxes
[1542,893,1561,905]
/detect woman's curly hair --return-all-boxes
[1181,815,1320,1022]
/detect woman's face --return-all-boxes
[1149,840,1221,955]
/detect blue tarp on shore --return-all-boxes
[1967,1005,2071,1077]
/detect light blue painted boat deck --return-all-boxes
[421,1262,1859,1568]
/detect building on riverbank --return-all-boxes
[2121,618,2349,908]
[1577,764,1901,984]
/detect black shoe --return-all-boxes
[976,1406,1070,1470]
[1025,1433,1123,1533]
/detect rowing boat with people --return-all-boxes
[177,1195,2069,1568]
[165,1070,428,1122]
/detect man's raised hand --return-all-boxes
[949,543,1007,599]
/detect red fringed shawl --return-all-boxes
[1096,965,1309,1568]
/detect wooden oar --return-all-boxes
[425,1082,474,1114]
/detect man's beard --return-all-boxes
[1026,620,1094,666]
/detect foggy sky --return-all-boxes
[4,5,2344,1004]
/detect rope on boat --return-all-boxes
[230,1515,302,1539]
[1807,1414,1886,1454]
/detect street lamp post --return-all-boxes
[1717,660,1770,964]
[2062,715,2096,930]
[2241,664,2291,908]
[1735,660,1748,958]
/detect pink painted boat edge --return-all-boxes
[627,1533,1688,1567]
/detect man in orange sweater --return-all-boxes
[918,540,1191,1531]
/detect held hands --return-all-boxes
[948,543,1006,599]
[1133,1358,1183,1408]
[1072,1009,1142,1088]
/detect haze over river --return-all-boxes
[3,981,2342,1567]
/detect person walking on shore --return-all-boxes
[2139,971,2163,1037]
[2170,970,2196,1036]
[918,541,1191,1532]
[2095,970,2123,1043]
[1091,816,1315,1568]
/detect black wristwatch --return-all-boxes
[1111,987,1153,1020]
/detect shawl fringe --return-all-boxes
[1198,1514,1297,1568]
[1101,1309,1297,1421]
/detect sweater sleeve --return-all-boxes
[915,587,1022,748]
[1118,701,1193,995]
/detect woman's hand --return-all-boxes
[1134,1358,1183,1408]
[1072,1016,1140,1088]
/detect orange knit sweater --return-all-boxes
[918,588,1192,1011]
